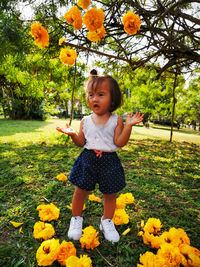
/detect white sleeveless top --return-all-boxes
[83,113,119,152]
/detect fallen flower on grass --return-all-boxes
[56,240,76,266]
[66,254,92,266]
[112,208,129,225]
[37,203,60,221]
[33,221,55,240]
[36,238,60,266]
[88,194,101,203]
[80,226,100,250]
[122,228,131,236]
[9,221,23,228]
[56,173,68,181]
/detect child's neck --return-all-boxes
[92,112,111,126]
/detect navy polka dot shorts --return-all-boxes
[69,149,126,194]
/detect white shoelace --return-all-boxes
[71,217,82,229]
[102,219,116,232]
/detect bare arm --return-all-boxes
[114,112,144,147]
[56,119,86,147]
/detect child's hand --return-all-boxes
[56,123,76,135]
[125,112,144,127]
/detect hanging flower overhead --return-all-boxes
[64,6,83,30]
[83,8,104,32]
[36,238,60,266]
[77,0,91,10]
[59,48,77,66]
[33,221,55,240]
[36,203,60,221]
[87,25,106,42]
[30,22,49,49]
[56,241,76,266]
[122,11,141,35]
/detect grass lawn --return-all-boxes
[0,118,200,266]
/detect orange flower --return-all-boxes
[66,255,92,266]
[80,226,100,250]
[36,203,60,221]
[56,241,76,266]
[88,194,101,203]
[30,22,49,49]
[33,221,55,240]
[112,208,129,225]
[122,11,141,35]
[143,218,162,234]
[83,8,104,32]
[59,48,77,66]
[87,25,106,42]
[56,173,68,181]
[77,0,91,10]
[179,244,200,267]
[64,6,82,30]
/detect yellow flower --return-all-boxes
[88,194,101,203]
[37,203,60,221]
[119,193,135,204]
[59,48,77,66]
[36,238,60,266]
[142,231,164,249]
[122,228,131,236]
[57,241,76,266]
[80,226,100,250]
[56,173,68,181]
[66,255,92,266]
[122,11,141,35]
[138,251,166,267]
[87,25,106,42]
[77,0,91,10]
[59,38,66,45]
[116,197,126,209]
[157,243,185,267]
[83,8,104,31]
[161,227,190,247]
[30,22,49,49]
[9,221,23,228]
[64,6,82,30]
[179,244,200,267]
[143,218,162,234]
[67,203,86,210]
[112,208,129,225]
[33,221,55,240]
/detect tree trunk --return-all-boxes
[170,72,178,142]
[69,61,77,126]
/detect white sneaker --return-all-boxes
[68,216,83,240]
[100,217,120,242]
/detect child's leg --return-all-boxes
[103,193,117,219]
[72,187,90,216]
[100,193,119,242]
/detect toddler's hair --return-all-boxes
[86,69,123,112]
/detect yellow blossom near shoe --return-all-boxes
[36,238,60,266]
[119,193,135,204]
[30,22,49,49]
[112,208,129,225]
[83,8,104,32]
[87,25,106,42]
[64,6,82,30]
[59,48,77,66]
[143,218,162,234]
[80,226,100,250]
[59,38,66,45]
[66,254,92,266]
[142,231,164,249]
[37,203,60,221]
[77,0,91,10]
[179,244,200,267]
[56,240,76,266]
[88,194,101,203]
[122,11,141,35]
[56,173,68,181]
[33,221,55,240]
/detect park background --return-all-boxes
[0,0,200,266]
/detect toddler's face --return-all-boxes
[88,80,111,115]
